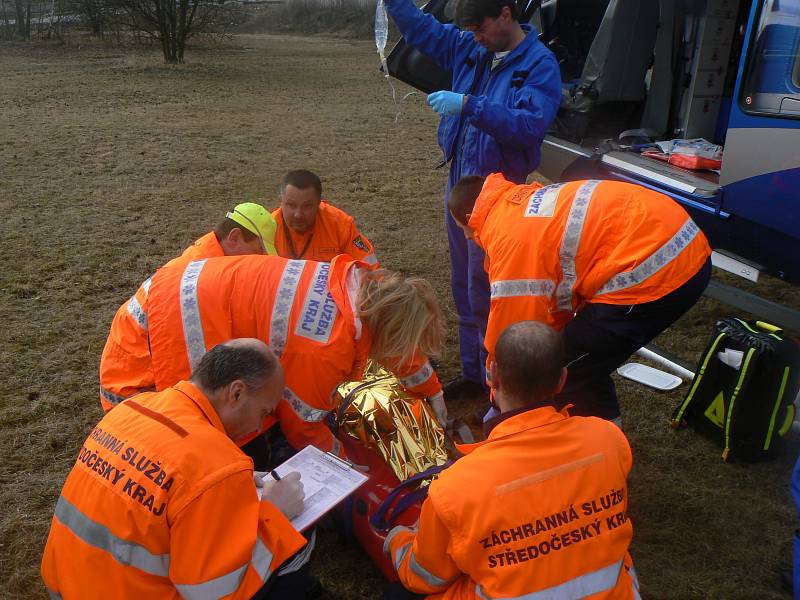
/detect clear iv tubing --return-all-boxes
[375,0,418,121]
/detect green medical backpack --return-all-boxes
[671,318,800,461]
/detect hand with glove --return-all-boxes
[256,471,305,520]
[427,91,466,116]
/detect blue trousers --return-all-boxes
[444,178,490,385]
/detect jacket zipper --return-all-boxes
[449,47,524,173]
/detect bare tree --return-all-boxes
[116,0,233,63]
[77,0,110,36]
[14,0,31,38]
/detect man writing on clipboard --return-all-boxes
[42,340,321,599]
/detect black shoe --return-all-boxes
[443,377,488,401]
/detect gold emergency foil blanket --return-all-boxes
[337,366,448,482]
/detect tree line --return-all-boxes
[0,0,241,62]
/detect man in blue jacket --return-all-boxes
[385,0,561,401]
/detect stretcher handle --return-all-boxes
[370,463,449,532]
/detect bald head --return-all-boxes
[191,338,278,392]
[493,321,565,407]
[191,339,284,444]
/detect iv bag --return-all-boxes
[375,0,389,77]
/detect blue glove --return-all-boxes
[427,91,465,116]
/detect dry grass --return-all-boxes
[1,32,798,599]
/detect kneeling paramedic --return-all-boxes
[125,254,447,459]
[42,340,315,599]
[448,174,712,422]
[382,321,639,600]
[272,169,378,265]
[99,202,278,411]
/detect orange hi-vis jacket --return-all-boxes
[41,380,307,599]
[385,406,639,600]
[273,201,378,265]
[143,254,441,454]
[98,232,225,411]
[470,174,711,368]
[179,230,225,262]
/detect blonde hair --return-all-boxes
[358,269,445,367]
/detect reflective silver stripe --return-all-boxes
[54,495,170,577]
[277,529,316,576]
[490,279,556,299]
[555,180,601,311]
[595,218,700,296]
[475,559,624,600]
[46,589,62,600]
[409,551,456,588]
[392,540,412,573]
[363,253,378,265]
[330,437,342,457]
[100,386,127,406]
[126,295,148,331]
[271,260,305,357]
[176,564,248,600]
[250,536,275,582]
[282,386,329,422]
[179,259,208,371]
[141,277,152,295]
[176,535,280,598]
[383,525,413,556]
[399,361,434,389]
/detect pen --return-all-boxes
[269,470,281,481]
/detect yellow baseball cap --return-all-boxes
[226,202,278,255]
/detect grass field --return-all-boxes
[1,32,799,599]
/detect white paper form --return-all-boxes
[265,444,368,532]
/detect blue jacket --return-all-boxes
[385,0,562,184]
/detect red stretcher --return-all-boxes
[335,429,448,580]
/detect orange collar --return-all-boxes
[456,405,571,455]
[173,380,226,434]
[467,173,517,241]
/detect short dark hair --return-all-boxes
[455,0,519,28]
[191,342,278,391]
[448,175,486,225]
[280,169,322,198]
[495,321,564,403]
[214,217,258,242]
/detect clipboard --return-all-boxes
[264,444,368,532]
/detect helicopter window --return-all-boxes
[741,0,800,118]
